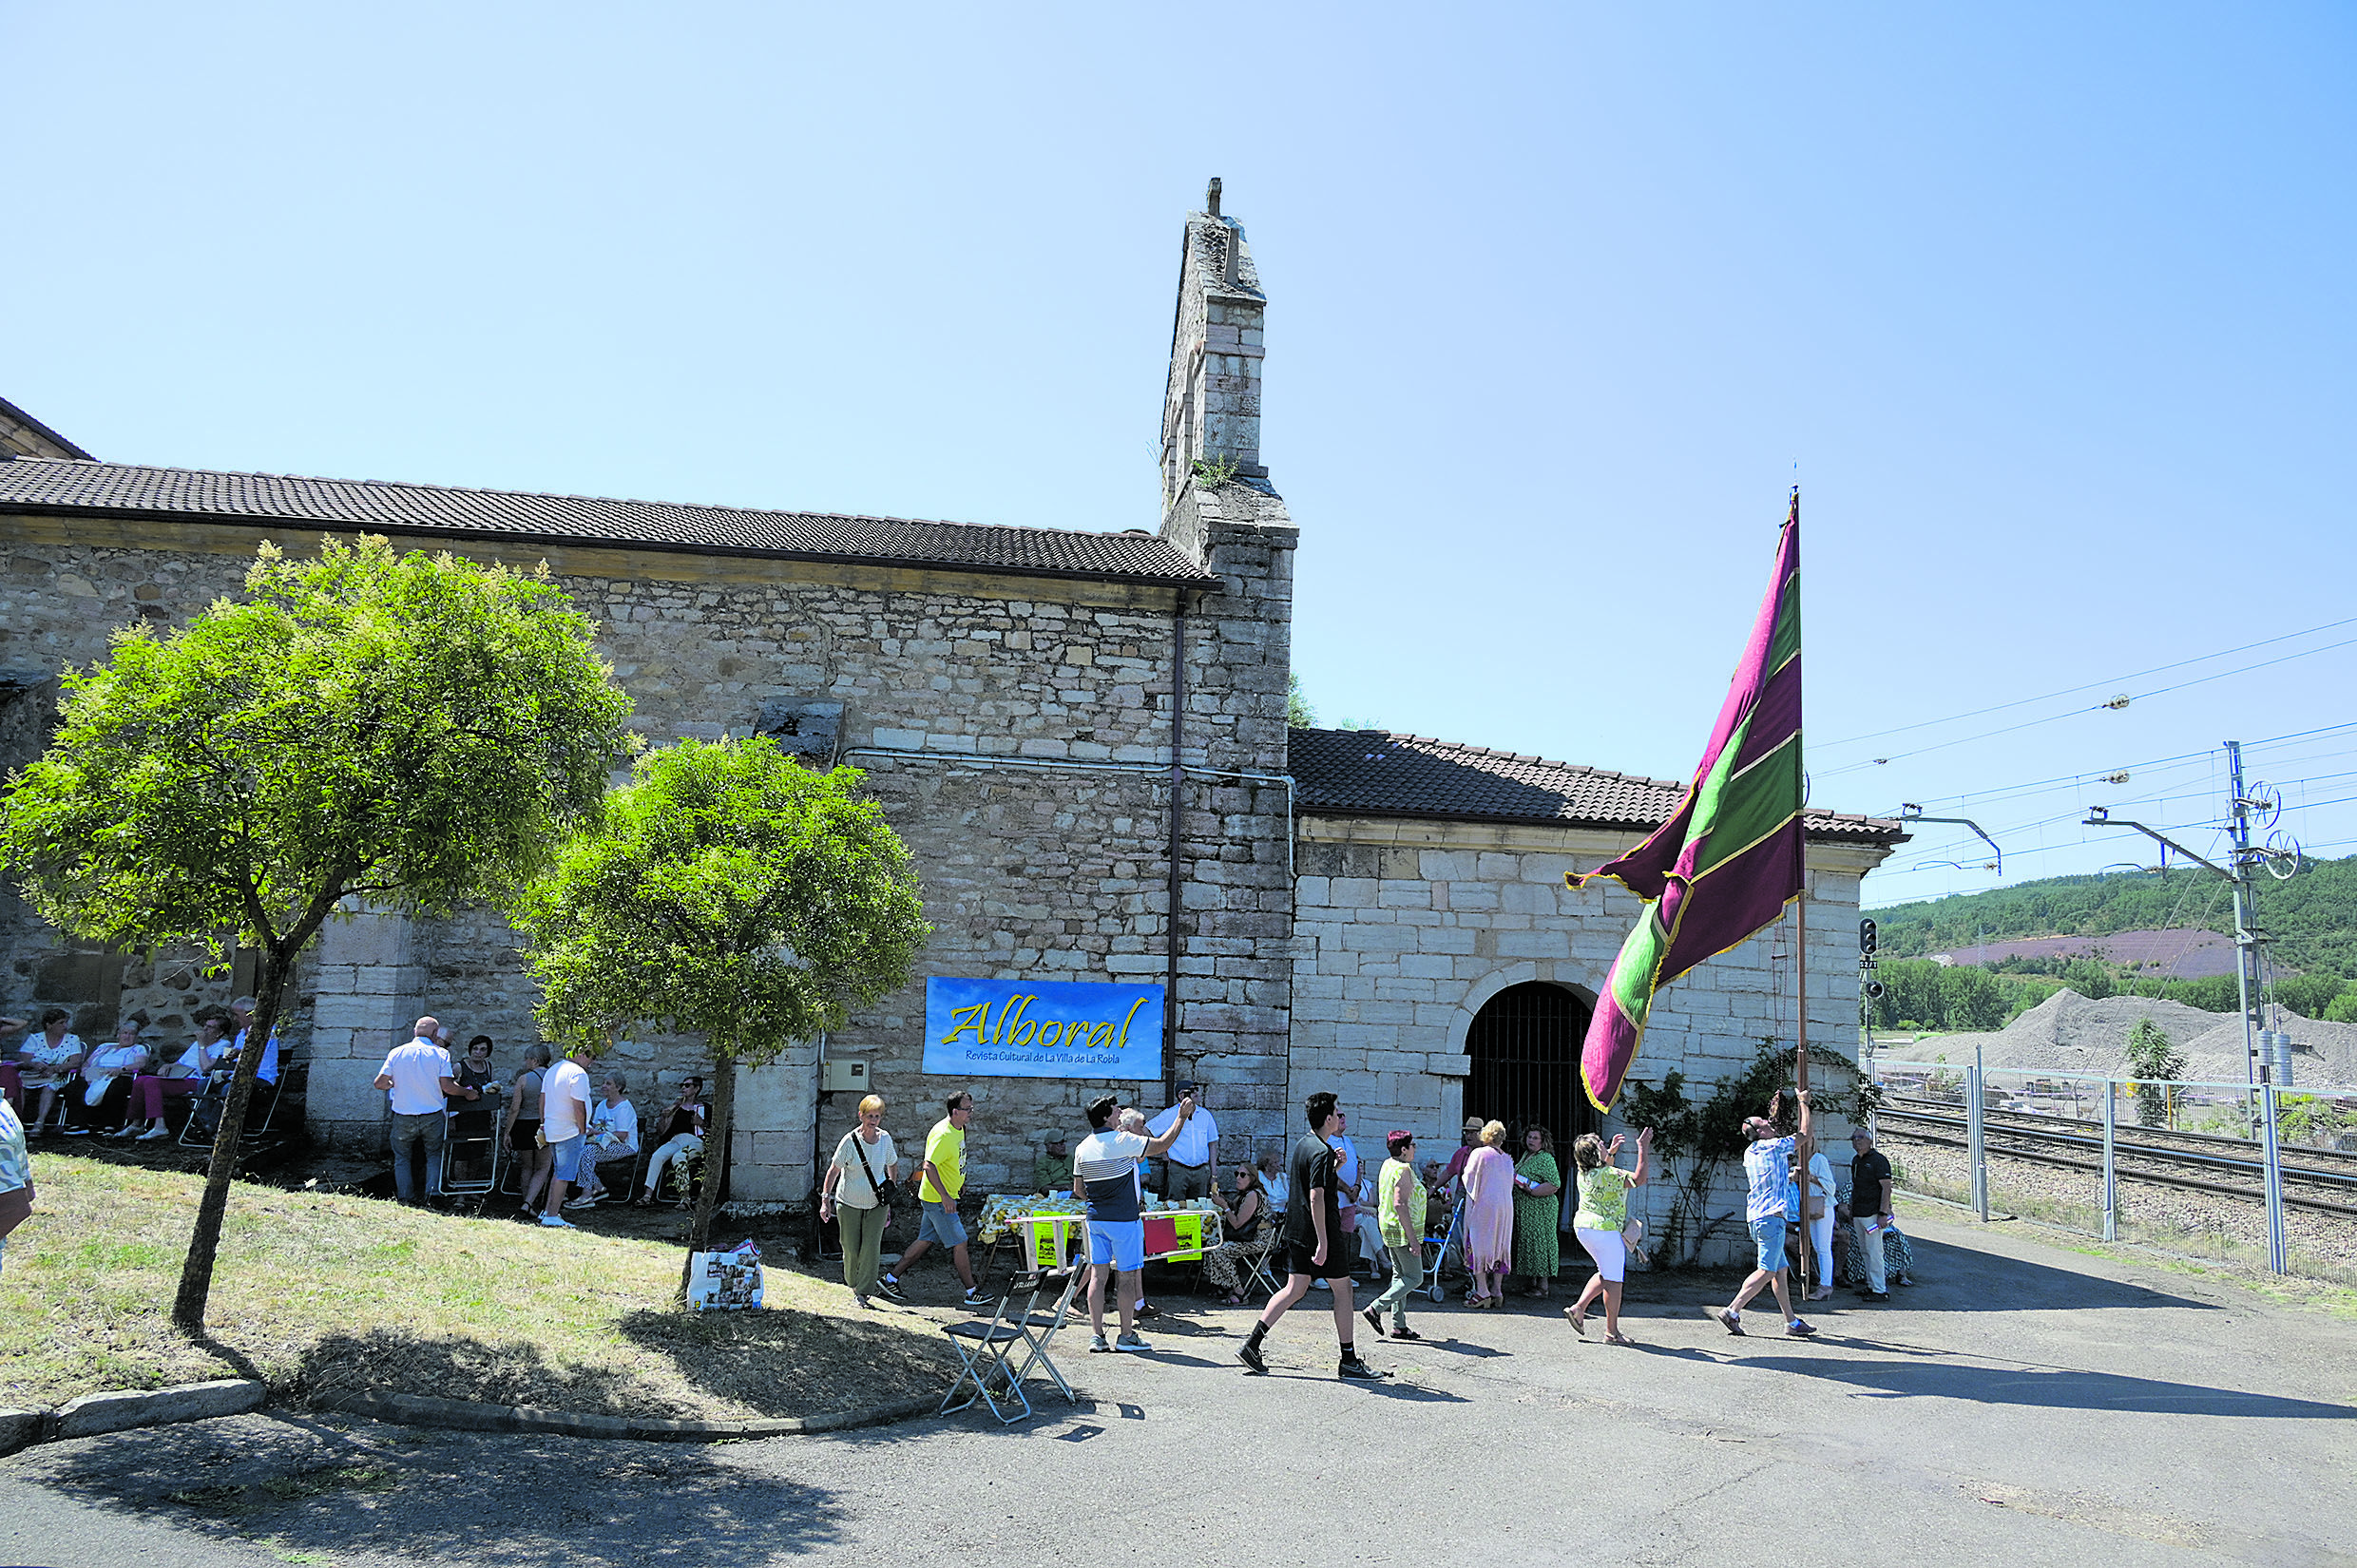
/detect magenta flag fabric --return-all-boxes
[1571,501,1805,1110]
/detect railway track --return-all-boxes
[1882,1100,2357,1190]
[1875,1109,2357,1221]
[1888,1095,2357,1172]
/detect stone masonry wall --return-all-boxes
[1291,813,1889,1265]
[0,507,1295,1201]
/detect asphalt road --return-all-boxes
[7,1208,2354,1568]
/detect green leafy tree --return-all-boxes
[2273,972,2347,1020]
[1935,964,2008,1030]
[0,537,632,1331]
[2124,1018,2188,1128]
[1286,673,1317,729]
[1872,958,1950,1030]
[2326,989,2357,1025]
[2060,957,2117,1001]
[511,736,930,1280]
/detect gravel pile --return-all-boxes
[1900,989,2357,1091]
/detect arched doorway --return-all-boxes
[1463,982,1598,1155]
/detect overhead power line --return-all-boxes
[1818,613,2357,751]
[1858,723,2357,820]
[1820,635,2357,779]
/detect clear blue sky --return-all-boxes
[9,3,2354,909]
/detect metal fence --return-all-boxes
[1871,1050,2357,1276]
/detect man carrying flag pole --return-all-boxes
[1567,492,1818,1290]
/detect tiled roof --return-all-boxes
[0,459,1220,587]
[1288,728,1904,843]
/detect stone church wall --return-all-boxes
[0,488,1295,1200]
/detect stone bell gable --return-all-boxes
[1160,177,1269,518]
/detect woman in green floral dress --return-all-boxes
[1511,1125,1562,1298]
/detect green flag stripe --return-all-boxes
[1766,572,1801,674]
[1694,733,1803,876]
[1608,907,1669,1019]
[1677,710,1754,861]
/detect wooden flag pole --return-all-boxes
[1788,483,1812,1307]
[1794,887,1812,1299]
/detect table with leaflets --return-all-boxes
[976,1194,1219,1271]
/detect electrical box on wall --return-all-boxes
[821,1058,871,1093]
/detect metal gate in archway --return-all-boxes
[1463,982,1598,1153]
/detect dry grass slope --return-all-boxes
[0,1155,953,1418]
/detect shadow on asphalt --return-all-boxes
[1609,1236,2222,1321]
[10,1410,853,1562]
[1879,1236,2225,1313]
[1644,1345,2355,1420]
[1757,1354,2356,1417]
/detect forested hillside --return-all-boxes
[1866,853,2357,977]
[1862,853,2357,1029]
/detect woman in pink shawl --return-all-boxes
[1458,1119,1515,1309]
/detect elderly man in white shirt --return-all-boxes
[1147,1090,1220,1203]
[537,1044,598,1228]
[373,1016,464,1206]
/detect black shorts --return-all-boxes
[1282,1238,1356,1281]
[509,1118,542,1153]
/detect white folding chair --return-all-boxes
[1241,1226,1287,1298]
[938,1272,1047,1425]
[1006,1266,1083,1408]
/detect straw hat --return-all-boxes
[1461,1115,1484,1134]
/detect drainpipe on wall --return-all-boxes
[1165,596,1187,1099]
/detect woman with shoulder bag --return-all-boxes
[819,1094,900,1308]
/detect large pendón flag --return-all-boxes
[1569,499,1806,1111]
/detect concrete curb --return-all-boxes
[0,1379,268,1456]
[58,1378,268,1438]
[317,1388,943,1441]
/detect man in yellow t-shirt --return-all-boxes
[880,1091,984,1305]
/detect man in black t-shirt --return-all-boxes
[1849,1127,1896,1299]
[1237,1091,1386,1382]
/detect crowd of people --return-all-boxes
[810,1082,1920,1378]
[1,1004,1920,1349]
[0,1002,281,1144]
[371,1017,710,1222]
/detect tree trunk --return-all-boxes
[172,947,290,1335]
[679,1054,735,1300]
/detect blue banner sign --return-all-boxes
[922,977,1164,1080]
